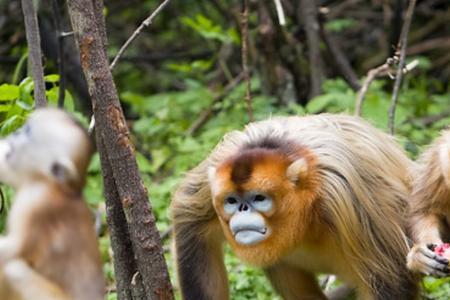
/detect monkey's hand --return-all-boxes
[407,244,450,277]
[2,259,71,300]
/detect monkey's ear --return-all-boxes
[50,158,78,184]
[286,158,308,183]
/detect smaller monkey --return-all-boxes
[0,108,105,300]
[407,129,450,277]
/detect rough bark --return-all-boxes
[21,0,47,107]
[87,1,143,299]
[97,138,140,300]
[66,1,174,299]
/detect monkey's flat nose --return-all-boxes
[238,203,250,211]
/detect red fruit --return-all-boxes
[434,243,450,257]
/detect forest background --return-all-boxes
[0,0,449,299]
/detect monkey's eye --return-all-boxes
[254,194,266,202]
[250,193,273,212]
[223,196,239,215]
[225,197,238,205]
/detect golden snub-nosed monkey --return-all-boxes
[171,114,418,300]
[407,129,450,277]
[0,108,105,300]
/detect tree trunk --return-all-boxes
[298,0,324,99]
[66,1,174,299]
[21,0,47,107]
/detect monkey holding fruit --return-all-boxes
[171,114,418,300]
[0,108,105,300]
[407,129,450,277]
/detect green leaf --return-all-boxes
[325,18,356,32]
[136,152,153,173]
[0,104,12,112]
[0,114,25,136]
[0,84,20,101]
[44,74,60,83]
[18,77,34,105]
[306,94,335,113]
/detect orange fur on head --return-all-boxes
[211,145,319,266]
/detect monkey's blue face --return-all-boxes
[222,192,273,245]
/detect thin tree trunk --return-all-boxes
[21,0,47,107]
[66,1,174,299]
[98,138,141,300]
[298,0,324,99]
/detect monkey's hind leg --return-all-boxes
[265,263,327,300]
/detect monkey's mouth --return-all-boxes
[233,227,268,245]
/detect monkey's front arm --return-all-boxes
[0,259,71,300]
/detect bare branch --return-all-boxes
[355,59,418,116]
[273,0,286,26]
[241,0,254,122]
[354,62,391,116]
[160,226,173,241]
[405,110,450,127]
[109,0,171,70]
[21,0,47,108]
[320,24,361,91]
[388,0,417,135]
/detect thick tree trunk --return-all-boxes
[66,1,174,299]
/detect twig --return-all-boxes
[160,226,173,241]
[407,37,450,55]
[109,0,171,70]
[88,0,171,136]
[354,62,392,116]
[388,0,417,135]
[186,72,245,136]
[320,24,361,91]
[328,0,363,19]
[51,0,66,108]
[21,0,47,108]
[273,0,286,26]
[355,59,418,116]
[406,110,450,127]
[241,0,254,122]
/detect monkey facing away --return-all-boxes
[407,129,450,277]
[0,108,105,300]
[171,114,418,300]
